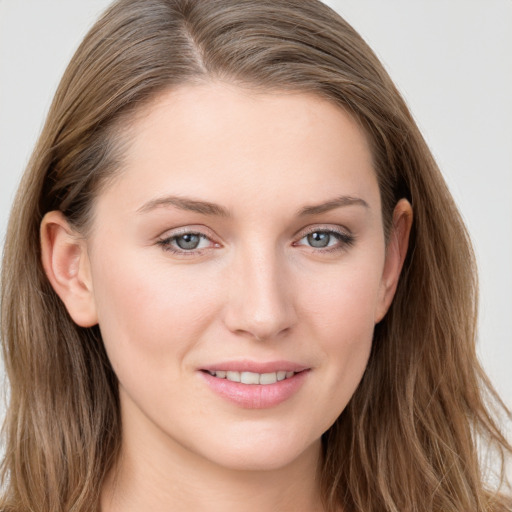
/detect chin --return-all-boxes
[197,429,322,473]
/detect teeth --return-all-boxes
[208,370,297,384]
[259,372,277,385]
[226,371,241,382]
[241,371,260,384]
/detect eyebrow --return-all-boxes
[298,196,369,216]
[137,194,369,217]
[137,195,231,217]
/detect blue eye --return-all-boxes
[174,233,202,250]
[158,232,214,254]
[306,232,333,248]
[296,229,355,251]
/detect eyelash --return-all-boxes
[157,230,218,256]
[294,227,356,253]
[156,226,355,256]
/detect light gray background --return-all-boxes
[0,0,511,425]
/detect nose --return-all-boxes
[223,245,298,341]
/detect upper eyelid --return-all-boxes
[157,225,218,240]
[294,224,352,238]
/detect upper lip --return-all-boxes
[200,360,309,374]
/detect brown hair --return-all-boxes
[1,0,510,510]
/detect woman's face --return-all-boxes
[79,84,403,471]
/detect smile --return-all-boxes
[200,366,309,408]
[205,370,297,385]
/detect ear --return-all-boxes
[375,199,413,323]
[40,211,98,327]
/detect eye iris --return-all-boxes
[307,232,330,248]
[176,234,201,250]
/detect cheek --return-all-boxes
[301,254,383,338]
[319,275,376,374]
[298,256,383,419]
[90,249,223,374]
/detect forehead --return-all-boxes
[96,82,380,219]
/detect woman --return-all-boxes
[1,0,510,511]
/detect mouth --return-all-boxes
[199,362,310,408]
[202,369,299,385]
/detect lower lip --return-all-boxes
[200,371,309,409]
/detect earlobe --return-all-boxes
[40,211,98,327]
[375,199,413,323]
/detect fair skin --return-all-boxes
[41,83,412,512]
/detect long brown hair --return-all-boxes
[1,1,510,510]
